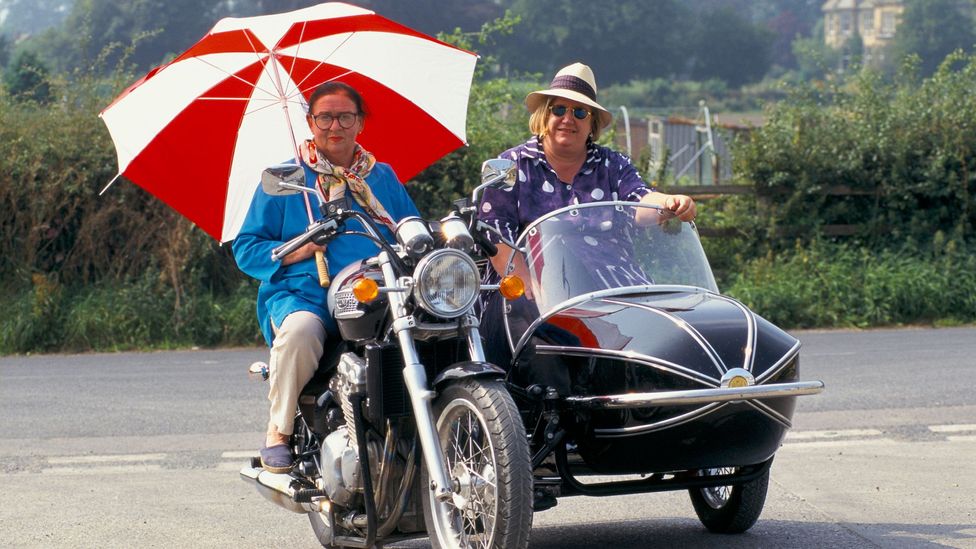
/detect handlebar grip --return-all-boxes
[474,229,498,257]
[314,250,330,287]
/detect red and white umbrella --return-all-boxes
[100,2,477,242]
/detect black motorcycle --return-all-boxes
[240,159,824,548]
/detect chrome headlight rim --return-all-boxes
[413,248,480,319]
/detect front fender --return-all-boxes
[432,361,505,390]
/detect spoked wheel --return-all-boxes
[421,379,533,549]
[689,466,769,533]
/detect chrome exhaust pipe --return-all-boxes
[240,466,308,514]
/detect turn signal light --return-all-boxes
[352,278,380,303]
[499,275,525,300]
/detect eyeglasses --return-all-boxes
[549,104,591,120]
[311,112,359,130]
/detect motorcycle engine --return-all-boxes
[319,427,361,506]
[318,352,378,507]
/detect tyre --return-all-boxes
[308,508,339,548]
[689,466,769,534]
[421,379,533,549]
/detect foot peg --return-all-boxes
[293,488,329,503]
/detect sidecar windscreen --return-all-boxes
[502,202,718,354]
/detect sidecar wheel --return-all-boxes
[421,379,533,549]
[689,466,769,534]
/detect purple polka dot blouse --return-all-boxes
[479,136,653,246]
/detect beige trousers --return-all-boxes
[268,310,326,436]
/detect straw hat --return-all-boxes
[525,62,612,130]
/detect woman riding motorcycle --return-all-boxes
[233,81,420,474]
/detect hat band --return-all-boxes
[549,75,596,102]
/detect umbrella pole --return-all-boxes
[272,64,330,287]
[267,56,305,172]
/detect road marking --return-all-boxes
[221,451,257,459]
[947,435,976,442]
[42,464,163,475]
[929,424,976,433]
[46,453,167,465]
[785,428,883,441]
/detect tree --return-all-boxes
[688,7,774,87]
[888,0,976,76]
[3,50,51,103]
[791,20,840,80]
[0,0,71,37]
[492,0,691,84]
[23,0,226,75]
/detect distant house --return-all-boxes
[822,0,905,67]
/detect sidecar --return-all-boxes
[496,201,823,533]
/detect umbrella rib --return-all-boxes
[241,96,307,118]
[289,31,357,97]
[196,95,306,117]
[241,29,288,99]
[279,21,307,101]
[192,55,280,102]
[284,69,355,106]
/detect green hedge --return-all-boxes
[732,52,976,250]
[0,273,261,354]
[724,238,976,328]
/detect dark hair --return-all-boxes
[307,81,367,117]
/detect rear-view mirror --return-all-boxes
[261,164,307,196]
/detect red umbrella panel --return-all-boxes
[100,2,478,242]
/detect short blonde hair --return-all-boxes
[528,96,602,140]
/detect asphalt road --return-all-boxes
[1,327,975,548]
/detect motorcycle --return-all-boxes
[240,159,824,548]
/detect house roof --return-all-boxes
[823,0,900,11]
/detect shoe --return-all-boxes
[259,443,293,474]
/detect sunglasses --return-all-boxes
[549,104,591,120]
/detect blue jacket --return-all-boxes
[233,162,420,346]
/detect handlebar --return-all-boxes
[271,218,338,262]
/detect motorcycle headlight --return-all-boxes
[413,249,479,318]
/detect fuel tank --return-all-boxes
[327,260,388,343]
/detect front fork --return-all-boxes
[378,252,487,504]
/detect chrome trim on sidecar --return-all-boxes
[536,344,810,436]
[563,380,824,410]
[602,297,727,377]
[746,399,794,429]
[755,339,802,384]
[535,345,721,387]
[709,294,758,372]
[594,402,729,438]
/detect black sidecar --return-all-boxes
[498,202,823,532]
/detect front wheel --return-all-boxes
[421,379,533,549]
[689,466,769,533]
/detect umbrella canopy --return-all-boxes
[100,2,478,242]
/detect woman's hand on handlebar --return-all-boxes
[664,194,697,221]
[638,191,697,224]
[281,241,326,266]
